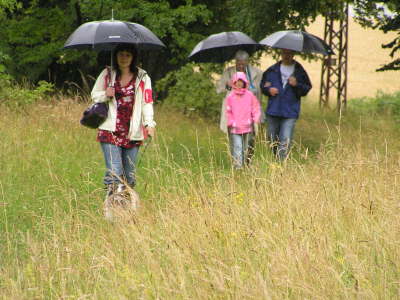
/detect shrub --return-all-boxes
[0,79,55,109]
[348,90,400,119]
[156,63,225,120]
[0,50,55,109]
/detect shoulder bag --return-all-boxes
[80,67,112,129]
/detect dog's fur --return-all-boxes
[104,185,140,222]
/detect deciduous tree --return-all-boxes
[354,0,400,71]
[0,0,231,86]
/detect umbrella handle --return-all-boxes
[109,50,114,87]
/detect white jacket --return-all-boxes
[91,67,156,141]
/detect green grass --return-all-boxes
[348,90,400,118]
[0,99,399,299]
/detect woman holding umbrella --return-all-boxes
[91,44,156,204]
[64,18,164,219]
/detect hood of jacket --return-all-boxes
[231,72,248,95]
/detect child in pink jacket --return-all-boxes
[225,72,261,168]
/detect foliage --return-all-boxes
[348,90,400,120]
[0,52,12,80]
[229,0,350,41]
[354,1,400,71]
[3,3,74,83]
[0,79,55,109]
[157,63,224,119]
[229,0,400,72]
[0,0,17,79]
[0,0,17,10]
[0,0,229,87]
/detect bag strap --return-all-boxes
[246,65,255,89]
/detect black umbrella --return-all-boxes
[64,18,166,85]
[64,19,166,51]
[259,30,334,56]
[188,31,263,63]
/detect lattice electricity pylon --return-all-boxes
[319,3,349,113]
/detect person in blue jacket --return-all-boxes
[260,48,312,160]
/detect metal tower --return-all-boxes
[319,3,349,113]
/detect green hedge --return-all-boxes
[348,91,400,119]
[157,63,224,120]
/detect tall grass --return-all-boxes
[0,99,399,299]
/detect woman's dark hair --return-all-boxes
[112,44,138,78]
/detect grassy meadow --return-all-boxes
[0,97,399,299]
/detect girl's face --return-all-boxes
[234,79,245,89]
[117,50,134,69]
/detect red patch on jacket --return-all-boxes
[145,89,153,103]
[139,81,145,92]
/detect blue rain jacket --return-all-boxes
[260,61,312,119]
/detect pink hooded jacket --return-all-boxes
[225,72,261,134]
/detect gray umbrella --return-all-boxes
[188,31,263,63]
[64,19,166,86]
[64,19,166,51]
[259,30,334,56]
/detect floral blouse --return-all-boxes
[97,76,142,148]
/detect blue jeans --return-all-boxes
[100,142,139,186]
[229,133,253,168]
[266,115,297,160]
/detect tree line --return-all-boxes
[0,0,398,91]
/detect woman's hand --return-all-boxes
[146,127,155,138]
[106,87,115,97]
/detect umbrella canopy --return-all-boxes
[189,31,262,63]
[64,20,166,51]
[259,30,334,56]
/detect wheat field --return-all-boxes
[0,100,399,299]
